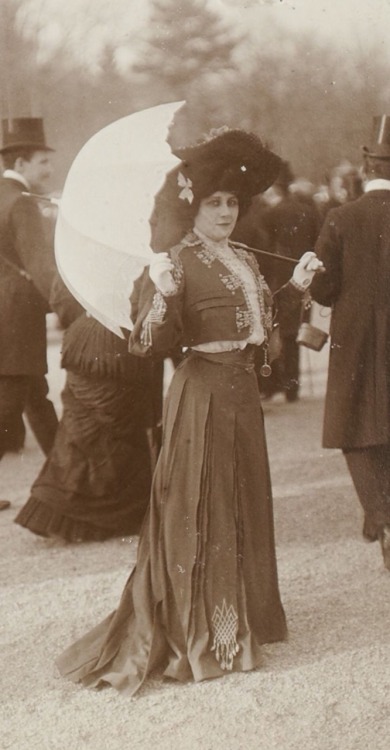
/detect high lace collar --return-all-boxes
[193,227,231,253]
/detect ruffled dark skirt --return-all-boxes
[15,371,153,542]
[56,348,287,693]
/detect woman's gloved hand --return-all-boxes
[149,252,177,295]
[292,251,324,289]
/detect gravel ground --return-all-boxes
[1,326,390,750]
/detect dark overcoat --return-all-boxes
[261,195,321,287]
[0,177,56,375]
[311,189,390,449]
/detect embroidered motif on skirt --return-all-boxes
[211,599,239,670]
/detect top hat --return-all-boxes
[362,115,390,159]
[0,118,54,154]
[150,126,281,251]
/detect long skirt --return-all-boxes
[56,348,287,694]
[14,370,153,542]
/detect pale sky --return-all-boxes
[223,0,390,52]
[17,0,390,70]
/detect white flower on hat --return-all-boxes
[177,172,194,203]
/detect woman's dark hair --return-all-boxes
[150,165,253,251]
[188,163,253,219]
[191,188,252,220]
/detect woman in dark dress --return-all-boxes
[15,275,161,542]
[56,127,321,692]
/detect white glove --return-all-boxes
[292,251,324,288]
[149,252,177,295]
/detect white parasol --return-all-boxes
[55,101,183,336]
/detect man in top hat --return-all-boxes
[310,115,390,569]
[0,117,58,508]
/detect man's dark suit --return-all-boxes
[311,188,390,539]
[0,176,58,457]
[260,194,321,400]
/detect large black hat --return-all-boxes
[362,115,390,159]
[150,126,281,251]
[0,117,54,154]
[172,126,281,199]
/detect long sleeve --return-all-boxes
[11,194,57,304]
[273,280,306,337]
[129,260,184,357]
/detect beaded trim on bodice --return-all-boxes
[140,230,273,349]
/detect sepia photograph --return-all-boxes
[1,1,390,748]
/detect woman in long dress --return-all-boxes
[56,127,321,693]
[15,275,161,542]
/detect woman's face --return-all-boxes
[194,191,239,242]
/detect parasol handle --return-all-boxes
[21,194,323,271]
[232,240,298,265]
[232,240,325,271]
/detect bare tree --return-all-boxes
[132,0,243,98]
